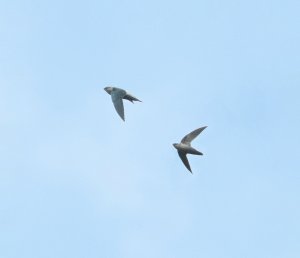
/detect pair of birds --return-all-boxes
[104,86,207,174]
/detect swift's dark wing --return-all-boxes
[111,89,127,121]
[178,151,192,173]
[181,126,207,145]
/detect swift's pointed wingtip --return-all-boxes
[119,114,125,121]
[187,166,193,173]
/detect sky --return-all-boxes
[0,0,299,257]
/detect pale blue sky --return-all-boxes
[0,0,299,257]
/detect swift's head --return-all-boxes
[104,86,113,94]
[173,143,179,149]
